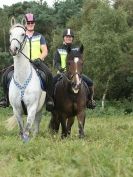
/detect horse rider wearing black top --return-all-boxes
[0,13,54,111]
[53,28,96,109]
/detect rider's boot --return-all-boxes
[0,66,13,108]
[44,67,54,112]
[87,86,96,109]
[45,93,54,112]
[0,97,9,108]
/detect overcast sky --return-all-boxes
[0,0,55,8]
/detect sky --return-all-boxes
[0,0,55,8]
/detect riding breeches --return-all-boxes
[53,73,93,88]
[82,74,93,87]
[33,61,54,96]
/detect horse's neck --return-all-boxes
[13,46,31,84]
[62,77,70,90]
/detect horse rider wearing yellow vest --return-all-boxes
[53,28,96,109]
[0,13,54,111]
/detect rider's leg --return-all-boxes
[82,74,96,109]
[38,62,54,112]
[0,65,14,108]
[53,74,61,87]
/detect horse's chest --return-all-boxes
[63,95,81,115]
[55,83,86,116]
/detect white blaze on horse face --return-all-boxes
[74,57,79,64]
[74,57,81,85]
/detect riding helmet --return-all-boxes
[25,13,35,22]
[63,28,74,38]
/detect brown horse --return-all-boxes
[49,45,89,138]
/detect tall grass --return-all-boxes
[0,103,133,177]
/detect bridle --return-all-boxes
[9,25,27,55]
[9,25,33,63]
[68,72,81,80]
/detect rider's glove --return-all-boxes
[34,58,42,65]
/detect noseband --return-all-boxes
[69,72,81,80]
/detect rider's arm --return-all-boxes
[53,50,61,71]
[39,35,48,61]
[40,44,48,61]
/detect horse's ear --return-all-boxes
[21,17,26,26]
[79,44,84,54]
[10,16,16,26]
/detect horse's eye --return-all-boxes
[22,33,25,36]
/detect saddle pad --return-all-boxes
[36,69,46,91]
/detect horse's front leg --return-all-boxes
[60,114,67,139]
[33,110,42,136]
[49,111,60,134]
[77,111,86,138]
[67,117,75,136]
[23,105,37,142]
[13,108,23,137]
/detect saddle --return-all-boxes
[31,63,47,91]
[2,64,47,92]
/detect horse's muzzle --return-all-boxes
[9,46,19,56]
[72,82,81,94]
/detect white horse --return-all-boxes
[8,19,46,141]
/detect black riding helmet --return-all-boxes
[63,28,74,38]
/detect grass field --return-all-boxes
[0,104,133,177]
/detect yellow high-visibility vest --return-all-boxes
[26,35,41,60]
[58,49,67,69]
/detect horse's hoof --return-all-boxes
[22,133,30,143]
[79,134,85,139]
[61,134,67,139]
[46,102,54,112]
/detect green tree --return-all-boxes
[53,0,83,27]
[114,0,133,27]
[80,1,129,108]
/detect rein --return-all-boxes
[61,72,71,82]
[62,72,81,82]
[69,72,81,80]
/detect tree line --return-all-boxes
[0,0,132,102]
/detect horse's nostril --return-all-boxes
[72,82,75,87]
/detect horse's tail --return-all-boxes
[4,115,17,130]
